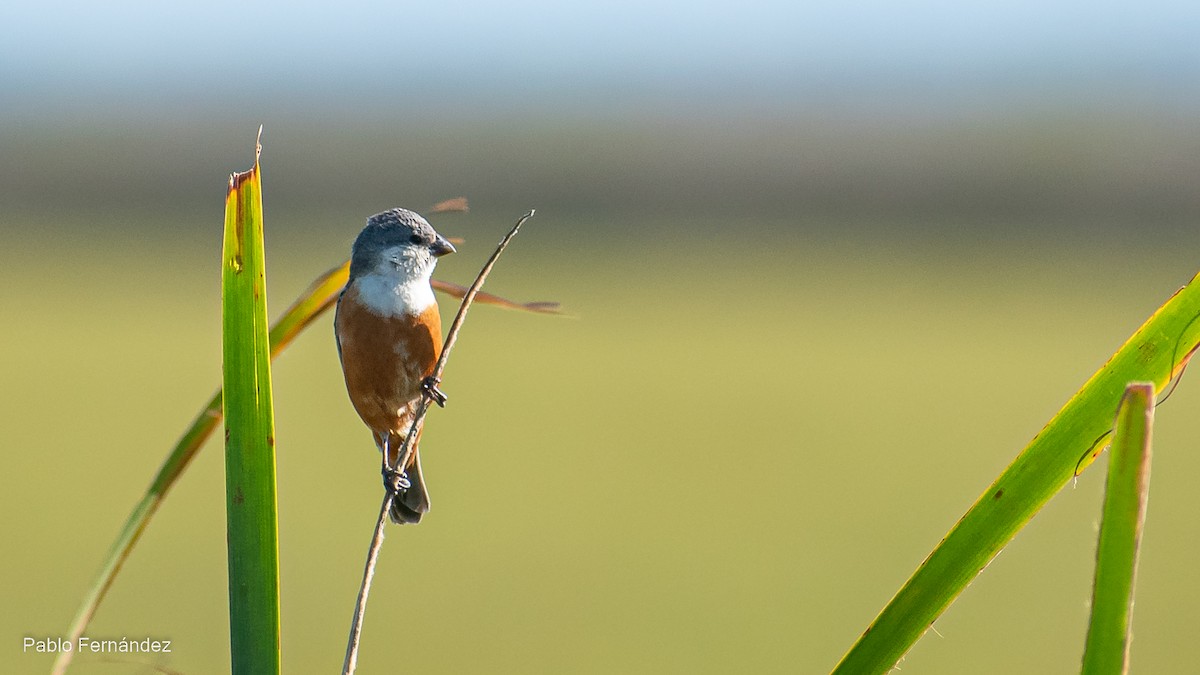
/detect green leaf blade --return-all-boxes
[1081,382,1154,675]
[832,276,1200,675]
[221,142,281,675]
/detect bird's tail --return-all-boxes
[386,438,430,525]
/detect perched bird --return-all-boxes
[334,208,456,524]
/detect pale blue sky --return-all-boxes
[2,0,1196,94]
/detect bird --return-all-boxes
[334,207,456,524]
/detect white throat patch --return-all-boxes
[354,272,436,318]
[351,243,439,317]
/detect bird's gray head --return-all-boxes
[348,208,456,281]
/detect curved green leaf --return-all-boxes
[833,274,1200,674]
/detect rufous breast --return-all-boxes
[335,282,442,437]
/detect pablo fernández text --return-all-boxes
[24,636,173,654]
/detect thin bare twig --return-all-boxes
[342,210,535,675]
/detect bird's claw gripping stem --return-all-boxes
[382,466,411,494]
[421,375,448,407]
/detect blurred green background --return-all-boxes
[4,2,1200,673]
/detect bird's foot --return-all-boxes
[382,465,411,494]
[421,375,448,407]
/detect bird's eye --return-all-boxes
[409,234,423,245]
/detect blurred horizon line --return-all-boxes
[5,59,1200,125]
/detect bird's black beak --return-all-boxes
[430,235,456,257]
